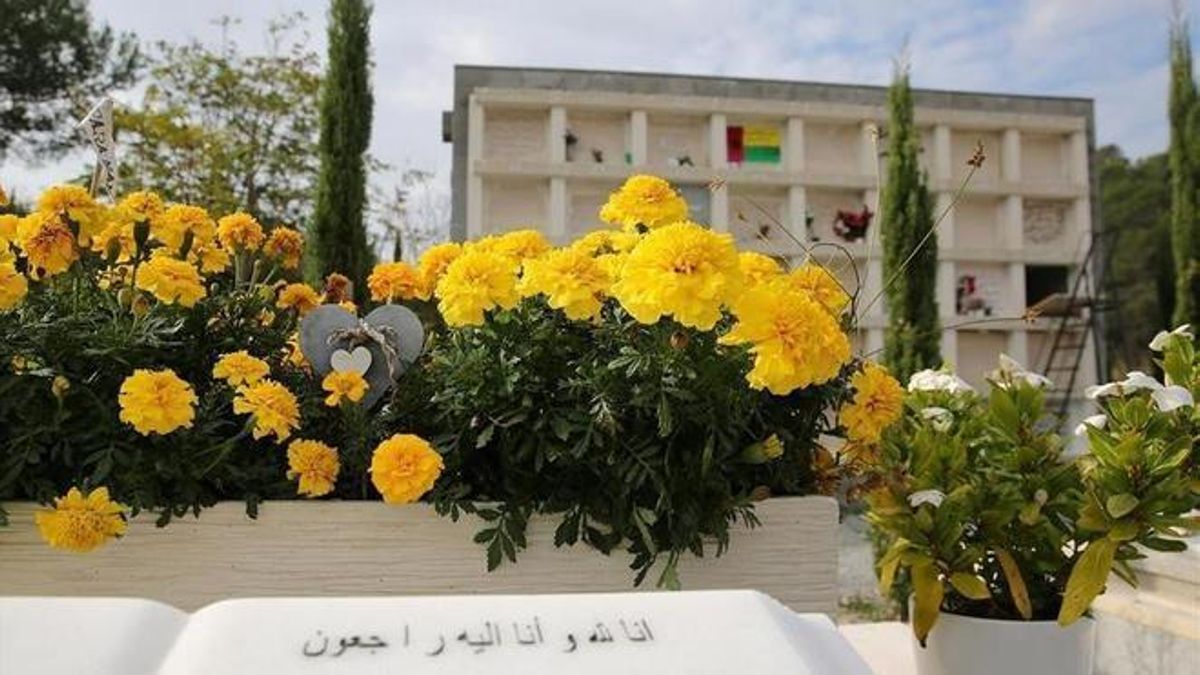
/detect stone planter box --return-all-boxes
[0,496,837,614]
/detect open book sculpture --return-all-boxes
[0,590,871,674]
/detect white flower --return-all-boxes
[1151,385,1195,412]
[1121,371,1164,392]
[908,369,975,395]
[990,353,1053,390]
[1149,324,1193,351]
[1085,382,1123,399]
[1074,414,1107,437]
[908,489,946,509]
[920,406,954,433]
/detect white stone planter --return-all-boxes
[0,496,837,614]
[913,610,1096,675]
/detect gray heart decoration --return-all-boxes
[299,304,426,408]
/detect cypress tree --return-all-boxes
[311,0,374,296]
[1169,17,1200,328]
[881,65,941,381]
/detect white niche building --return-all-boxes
[443,66,1101,403]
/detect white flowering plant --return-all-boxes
[864,328,1198,646]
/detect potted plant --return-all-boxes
[861,333,1198,675]
[0,176,881,610]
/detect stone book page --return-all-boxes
[0,591,872,674]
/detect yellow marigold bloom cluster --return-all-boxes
[216,212,265,251]
[233,379,300,441]
[0,213,19,243]
[91,213,136,263]
[370,433,444,504]
[322,370,368,407]
[572,229,641,257]
[155,204,215,252]
[190,245,231,274]
[287,439,340,497]
[838,362,904,444]
[17,211,78,277]
[738,251,783,288]
[600,174,689,231]
[721,286,851,395]
[612,221,742,330]
[117,191,165,221]
[0,262,28,310]
[263,227,304,269]
[35,486,127,553]
[368,261,428,302]
[417,242,463,291]
[518,246,612,320]
[135,255,207,307]
[782,264,850,316]
[435,249,520,327]
[471,229,551,264]
[36,184,104,245]
[277,282,322,315]
[213,351,270,387]
[118,369,197,435]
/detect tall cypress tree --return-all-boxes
[1169,16,1199,328]
[311,0,374,295]
[881,65,940,381]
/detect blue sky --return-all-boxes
[3,0,1191,198]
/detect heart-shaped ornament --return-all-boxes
[330,346,372,374]
[299,304,426,408]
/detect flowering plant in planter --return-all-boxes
[863,330,1198,645]
[0,175,897,586]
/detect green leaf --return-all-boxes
[1059,537,1116,626]
[949,572,990,601]
[474,424,495,449]
[911,559,944,647]
[877,538,910,597]
[1141,536,1188,552]
[996,549,1032,620]
[1106,493,1138,519]
[1019,501,1041,526]
[1109,520,1139,541]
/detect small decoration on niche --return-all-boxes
[299,304,426,408]
[1023,200,1067,244]
[956,275,993,316]
[833,206,874,242]
[666,154,694,167]
[591,148,604,163]
[564,129,578,162]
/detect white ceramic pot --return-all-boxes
[913,610,1096,675]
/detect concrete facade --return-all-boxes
[445,65,1101,396]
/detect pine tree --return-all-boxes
[881,65,940,382]
[310,0,374,295]
[1169,15,1200,328]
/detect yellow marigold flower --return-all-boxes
[189,245,231,274]
[435,249,519,327]
[135,255,207,308]
[740,433,785,464]
[263,227,304,269]
[322,370,369,407]
[51,375,70,400]
[368,261,428,302]
[338,300,358,314]
[36,184,103,245]
[721,285,851,395]
[470,229,552,264]
[611,221,742,330]
[155,204,216,252]
[782,264,850,316]
[286,439,340,497]
[118,369,197,435]
[518,246,611,320]
[117,191,164,220]
[277,282,321,315]
[0,262,28,310]
[91,214,136,263]
[839,362,904,444]
[233,379,300,441]
[599,175,689,231]
[369,433,443,504]
[0,213,20,243]
[738,251,783,288]
[17,212,78,277]
[417,242,463,291]
[35,486,127,553]
[216,212,265,251]
[284,334,309,370]
[213,351,270,387]
[571,229,640,256]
